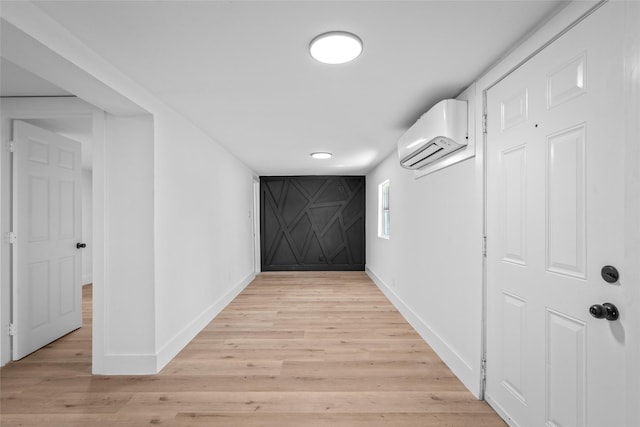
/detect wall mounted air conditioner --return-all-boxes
[397,99,468,170]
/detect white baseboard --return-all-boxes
[98,353,158,375]
[366,266,481,398]
[82,274,92,285]
[155,272,256,372]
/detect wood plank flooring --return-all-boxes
[0,272,506,426]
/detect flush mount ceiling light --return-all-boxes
[310,152,332,159]
[309,31,363,65]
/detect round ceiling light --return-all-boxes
[309,31,363,65]
[310,152,332,159]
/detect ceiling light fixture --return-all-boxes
[309,31,363,65]
[310,152,332,159]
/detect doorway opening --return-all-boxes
[0,97,100,366]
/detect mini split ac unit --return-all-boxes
[397,99,468,170]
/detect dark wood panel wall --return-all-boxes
[260,176,365,271]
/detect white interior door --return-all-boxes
[12,120,83,360]
[485,3,631,426]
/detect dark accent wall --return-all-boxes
[260,176,365,271]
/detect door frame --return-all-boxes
[252,176,261,273]
[479,2,640,424]
[0,97,105,367]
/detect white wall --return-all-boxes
[366,86,483,396]
[99,114,157,370]
[82,169,92,285]
[153,110,256,369]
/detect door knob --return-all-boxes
[589,302,619,321]
[76,242,87,249]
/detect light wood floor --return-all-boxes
[1,272,505,426]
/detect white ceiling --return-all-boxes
[0,58,71,97]
[7,1,567,175]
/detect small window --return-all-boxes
[378,180,390,239]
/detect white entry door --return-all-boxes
[486,3,632,426]
[12,120,83,360]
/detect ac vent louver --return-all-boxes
[397,99,468,170]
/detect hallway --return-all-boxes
[0,272,504,426]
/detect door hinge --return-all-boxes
[482,235,487,257]
[482,114,488,134]
[8,323,16,336]
[6,141,15,153]
[481,357,487,380]
[6,232,17,245]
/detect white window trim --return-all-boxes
[378,179,390,239]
